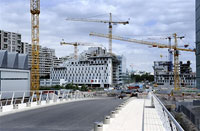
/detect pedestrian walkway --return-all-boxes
[103,97,166,131]
[144,99,165,131]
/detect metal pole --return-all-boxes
[31,91,34,102]
[21,92,25,104]
[39,91,42,103]
[11,92,15,105]
[109,13,112,53]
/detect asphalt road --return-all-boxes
[0,97,124,131]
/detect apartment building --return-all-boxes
[153,61,196,88]
[0,30,63,78]
[21,43,62,77]
[0,30,21,53]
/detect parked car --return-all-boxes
[130,90,138,97]
[118,93,126,99]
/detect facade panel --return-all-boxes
[0,69,30,99]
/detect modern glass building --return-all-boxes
[196,0,200,88]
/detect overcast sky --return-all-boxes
[0,0,196,73]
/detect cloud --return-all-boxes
[0,0,196,72]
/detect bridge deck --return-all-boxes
[103,98,165,131]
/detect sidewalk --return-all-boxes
[102,97,165,131]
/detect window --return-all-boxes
[4,44,7,48]
[4,32,7,37]
[4,38,7,42]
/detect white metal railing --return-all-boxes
[151,93,184,131]
[0,90,94,112]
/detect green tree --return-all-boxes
[130,73,154,82]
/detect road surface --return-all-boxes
[0,97,124,131]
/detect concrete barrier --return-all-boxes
[58,99,63,102]
[53,99,57,103]
[31,102,38,107]
[40,101,46,105]
[49,100,54,104]
[0,105,13,112]
[0,91,95,114]
[65,98,69,101]
[26,102,31,107]
[17,103,27,109]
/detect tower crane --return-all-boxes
[30,0,40,91]
[89,32,195,91]
[65,13,129,54]
[60,41,103,59]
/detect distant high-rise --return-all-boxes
[0,29,63,78]
[0,30,21,53]
[196,0,200,88]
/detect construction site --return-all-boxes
[0,0,200,131]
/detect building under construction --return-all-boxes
[40,47,126,88]
[153,61,196,88]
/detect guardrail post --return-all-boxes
[151,95,154,107]
[53,91,55,102]
[94,122,103,131]
[110,111,116,118]
[74,92,76,99]
[21,92,25,104]
[103,116,110,124]
[0,92,2,106]
[46,91,49,103]
[37,91,42,105]
[31,91,34,103]
[70,92,73,100]
[0,91,2,101]
[62,91,65,100]
[66,92,69,100]
[11,92,15,105]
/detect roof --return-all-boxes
[0,50,29,70]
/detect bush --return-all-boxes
[80,85,88,91]
[39,85,64,90]
[65,83,79,91]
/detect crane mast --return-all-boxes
[109,13,112,53]
[173,33,185,91]
[173,33,180,91]
[30,0,40,91]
